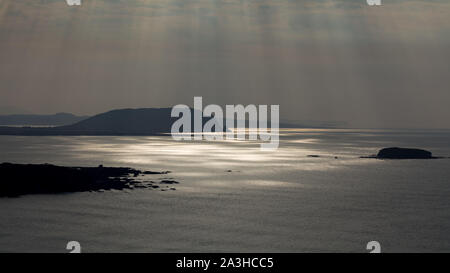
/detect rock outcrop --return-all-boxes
[376,147,433,159]
[0,163,174,197]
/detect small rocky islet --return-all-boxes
[362,147,438,159]
[0,163,177,197]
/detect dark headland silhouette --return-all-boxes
[0,163,176,197]
[0,113,88,126]
[0,108,188,135]
[0,107,298,135]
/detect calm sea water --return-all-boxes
[0,129,449,252]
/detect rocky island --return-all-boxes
[0,163,175,197]
[364,147,436,159]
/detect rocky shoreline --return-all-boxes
[0,163,176,197]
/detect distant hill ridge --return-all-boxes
[58,108,177,134]
[0,107,306,136]
[0,108,215,135]
[0,113,89,126]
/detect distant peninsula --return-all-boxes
[0,108,179,135]
[0,113,88,126]
[0,108,302,136]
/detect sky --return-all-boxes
[0,0,449,128]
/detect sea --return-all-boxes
[0,129,449,252]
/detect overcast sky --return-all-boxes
[0,0,449,128]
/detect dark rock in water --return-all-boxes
[160,180,180,184]
[0,163,173,197]
[376,147,433,159]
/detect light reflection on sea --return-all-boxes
[0,129,449,252]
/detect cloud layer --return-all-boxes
[0,0,449,128]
